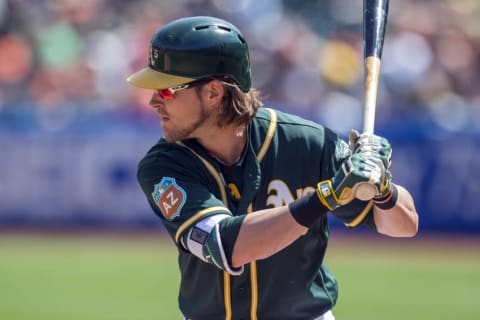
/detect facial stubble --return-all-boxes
[162,101,213,143]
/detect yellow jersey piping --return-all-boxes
[249,108,277,320]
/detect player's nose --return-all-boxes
[149,93,166,110]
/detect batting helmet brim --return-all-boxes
[126,67,196,90]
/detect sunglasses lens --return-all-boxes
[157,88,175,100]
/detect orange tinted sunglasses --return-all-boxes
[156,78,214,100]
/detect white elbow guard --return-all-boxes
[184,214,244,276]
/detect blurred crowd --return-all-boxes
[0,0,479,133]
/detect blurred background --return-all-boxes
[1,0,479,232]
[0,0,479,319]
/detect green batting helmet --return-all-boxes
[127,16,252,92]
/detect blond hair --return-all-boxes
[218,84,263,127]
[196,80,263,127]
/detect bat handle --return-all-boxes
[363,56,382,134]
[357,55,383,201]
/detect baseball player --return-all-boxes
[127,16,418,320]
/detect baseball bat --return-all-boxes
[355,0,389,201]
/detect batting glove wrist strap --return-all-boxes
[317,154,379,210]
[289,192,328,228]
[316,180,343,211]
[373,183,398,210]
[373,177,392,200]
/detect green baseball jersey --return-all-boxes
[137,108,376,320]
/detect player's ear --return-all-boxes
[202,80,225,106]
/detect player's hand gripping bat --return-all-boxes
[354,0,390,201]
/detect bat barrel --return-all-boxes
[364,0,389,59]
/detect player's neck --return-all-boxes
[198,124,247,166]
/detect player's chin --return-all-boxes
[160,120,172,131]
[162,129,184,143]
[162,131,175,143]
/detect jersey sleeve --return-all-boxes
[137,144,245,275]
[321,129,377,230]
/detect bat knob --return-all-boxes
[355,183,377,201]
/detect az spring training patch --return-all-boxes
[152,177,186,220]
